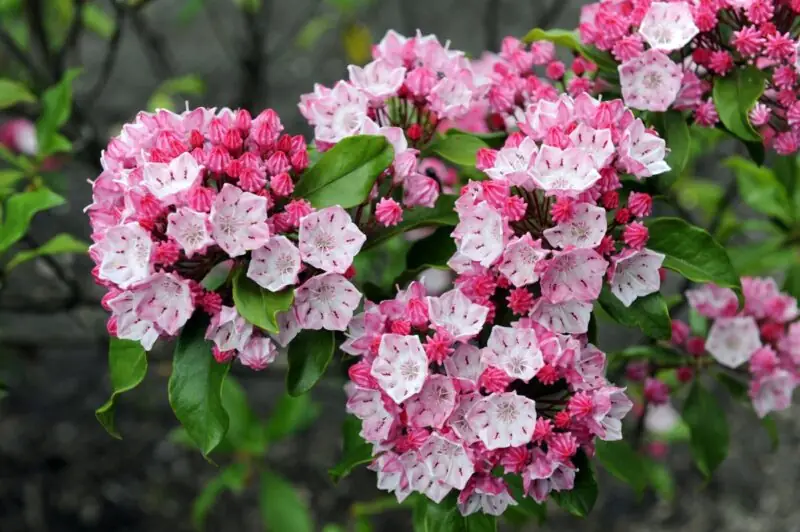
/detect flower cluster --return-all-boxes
[344,281,632,514]
[579,0,800,154]
[674,277,799,417]
[452,92,669,336]
[299,30,484,223]
[87,107,366,369]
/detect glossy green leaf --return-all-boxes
[192,463,248,529]
[0,187,65,253]
[429,133,488,167]
[784,263,800,301]
[329,416,372,482]
[445,128,507,149]
[597,288,672,340]
[6,233,88,270]
[551,451,597,517]
[725,156,793,224]
[296,15,334,49]
[201,259,234,290]
[644,459,675,501]
[260,470,314,532]
[655,111,691,189]
[265,392,320,443]
[682,379,729,477]
[232,268,293,334]
[294,135,394,209]
[363,194,458,250]
[406,226,456,272]
[522,28,617,72]
[95,338,148,439]
[0,78,35,109]
[713,66,767,143]
[220,377,265,454]
[595,440,648,493]
[761,415,780,451]
[286,329,335,396]
[0,169,25,190]
[82,3,115,39]
[36,69,81,156]
[728,239,797,276]
[646,217,742,297]
[608,345,686,372]
[168,315,230,457]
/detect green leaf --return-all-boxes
[220,377,265,454]
[82,3,115,39]
[428,133,488,167]
[761,415,779,451]
[688,307,709,337]
[773,154,798,198]
[201,259,234,290]
[522,28,617,72]
[329,416,372,482]
[655,111,691,189]
[233,0,262,13]
[712,66,767,143]
[646,217,742,298]
[445,128,507,149]
[231,268,294,334]
[406,226,456,272]
[597,289,672,340]
[36,69,81,156]
[682,379,729,477]
[265,392,320,443]
[412,496,497,531]
[296,15,335,49]
[643,459,675,501]
[147,75,205,111]
[725,156,793,224]
[192,463,248,529]
[503,476,546,526]
[784,263,800,300]
[595,440,648,493]
[728,239,797,276]
[0,187,65,253]
[551,451,597,517]
[95,338,148,439]
[608,345,686,372]
[294,135,394,209]
[286,329,335,396]
[5,232,87,270]
[260,470,314,532]
[0,169,26,191]
[364,194,458,251]
[168,315,231,457]
[0,78,36,109]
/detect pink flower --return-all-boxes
[142,152,203,202]
[107,291,160,350]
[497,234,548,287]
[609,248,665,306]
[91,223,153,289]
[481,326,544,382]
[347,59,406,101]
[467,391,538,450]
[210,183,270,257]
[166,208,214,258]
[133,273,195,336]
[427,289,489,342]
[405,376,458,429]
[623,221,649,249]
[531,146,602,196]
[294,273,362,331]
[238,336,278,370]
[540,248,607,303]
[483,137,538,185]
[206,306,253,352]
[619,49,683,112]
[530,300,593,335]
[299,206,366,274]
[375,197,403,226]
[617,119,671,177]
[453,201,506,267]
[370,334,428,403]
[247,235,301,291]
[686,284,739,318]
[751,369,797,418]
[543,203,607,249]
[627,192,653,217]
[705,316,762,368]
[638,2,699,51]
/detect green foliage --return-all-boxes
[713,66,768,143]
[0,187,65,253]
[5,232,88,270]
[193,463,248,529]
[147,75,205,111]
[329,416,372,482]
[595,440,648,494]
[260,470,314,532]
[95,338,148,439]
[682,379,729,477]
[220,377,267,454]
[36,69,81,157]
[643,459,675,501]
[286,329,335,396]
[168,315,231,457]
[597,288,672,340]
[646,217,742,298]
[264,392,320,444]
[412,496,497,531]
[82,3,115,39]
[294,135,394,209]
[364,194,459,250]
[725,156,794,224]
[0,78,36,109]
[428,132,489,167]
[232,267,294,334]
[522,28,617,72]
[653,111,691,189]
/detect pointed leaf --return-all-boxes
[265,392,320,443]
[286,329,335,396]
[551,451,597,517]
[36,69,81,156]
[168,314,231,456]
[192,463,248,529]
[646,217,742,298]
[725,156,793,224]
[294,135,393,208]
[232,267,294,334]
[0,78,36,109]
[653,111,691,189]
[682,379,729,477]
[712,66,767,143]
[329,416,372,482]
[522,28,617,72]
[595,440,648,493]
[0,187,65,253]
[428,133,488,166]
[260,470,314,532]
[6,233,88,270]
[95,338,148,439]
[597,288,671,340]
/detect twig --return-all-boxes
[25,0,55,79]
[0,26,49,86]
[239,0,273,110]
[202,0,239,63]
[708,179,738,236]
[85,2,127,104]
[130,8,174,79]
[57,0,87,75]
[484,0,500,50]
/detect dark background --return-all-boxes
[0,0,797,530]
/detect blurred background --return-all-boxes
[0,0,798,530]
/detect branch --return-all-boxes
[85,2,127,104]
[130,8,174,79]
[56,0,88,75]
[238,0,273,110]
[484,0,500,50]
[0,26,49,86]
[24,0,54,78]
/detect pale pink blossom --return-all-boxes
[482,326,544,382]
[619,49,683,112]
[92,223,153,288]
[446,393,482,444]
[706,316,762,368]
[206,306,253,352]
[751,369,797,418]
[543,203,607,249]
[617,119,671,177]
[444,344,485,386]
[371,334,429,403]
[530,299,593,335]
[590,386,633,441]
[348,59,406,101]
[299,206,366,273]
[609,248,665,307]
[405,375,458,429]
[467,391,537,450]
[209,183,270,257]
[458,476,517,516]
[310,81,368,143]
[497,234,548,287]
[638,2,699,51]
[166,208,214,258]
[247,236,301,291]
[238,336,278,370]
[569,123,615,167]
[540,248,607,303]
[453,201,506,267]
[420,433,475,490]
[346,386,396,442]
[107,291,159,350]
[142,152,202,202]
[531,146,602,196]
[294,273,361,331]
[134,272,194,335]
[686,284,739,318]
[483,137,538,185]
[427,289,489,342]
